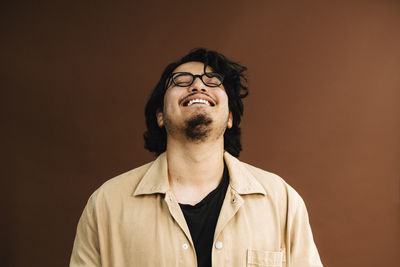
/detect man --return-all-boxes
[70,48,323,267]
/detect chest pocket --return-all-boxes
[247,249,285,267]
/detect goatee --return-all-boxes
[185,114,212,141]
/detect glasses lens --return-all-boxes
[172,73,193,86]
[202,73,223,87]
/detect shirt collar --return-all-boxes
[133,153,170,196]
[223,152,266,196]
[133,151,266,196]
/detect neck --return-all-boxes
[166,136,225,204]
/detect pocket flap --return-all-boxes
[247,249,283,266]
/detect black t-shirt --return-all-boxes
[179,164,229,267]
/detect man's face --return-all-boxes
[157,61,232,142]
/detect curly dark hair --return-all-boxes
[143,48,248,157]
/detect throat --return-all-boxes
[166,148,226,205]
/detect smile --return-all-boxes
[184,98,211,106]
[180,93,216,107]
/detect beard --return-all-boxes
[184,113,213,142]
[163,111,213,142]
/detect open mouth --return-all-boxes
[181,94,216,107]
[183,98,213,106]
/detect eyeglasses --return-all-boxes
[169,72,224,88]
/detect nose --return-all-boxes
[189,76,207,93]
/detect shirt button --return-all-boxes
[215,241,223,249]
[182,243,189,250]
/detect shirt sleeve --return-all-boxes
[286,188,323,267]
[70,194,101,267]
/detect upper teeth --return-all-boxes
[187,99,210,106]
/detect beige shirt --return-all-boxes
[70,152,323,267]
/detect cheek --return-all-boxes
[163,89,182,112]
[218,91,230,108]
[163,90,174,105]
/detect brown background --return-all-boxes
[1,1,399,266]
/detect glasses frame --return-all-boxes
[169,72,224,88]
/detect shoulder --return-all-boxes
[236,158,304,207]
[238,161,311,226]
[88,160,154,204]
[243,162,291,192]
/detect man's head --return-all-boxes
[144,48,248,157]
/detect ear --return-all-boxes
[156,111,164,128]
[227,112,233,129]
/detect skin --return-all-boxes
[156,62,233,205]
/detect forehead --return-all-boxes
[173,61,215,74]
